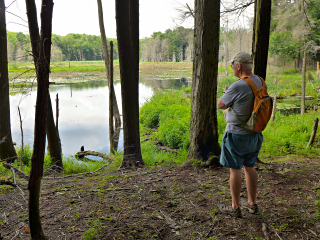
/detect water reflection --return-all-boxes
[139,76,192,91]
[10,80,153,156]
[277,98,319,115]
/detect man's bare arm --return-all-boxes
[218,98,228,110]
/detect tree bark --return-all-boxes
[109,41,114,154]
[186,0,221,166]
[0,0,17,163]
[97,0,121,128]
[26,0,53,239]
[306,118,319,148]
[301,50,306,115]
[46,94,63,171]
[116,0,144,168]
[251,0,272,80]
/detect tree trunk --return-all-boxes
[26,0,53,239]
[186,0,221,166]
[306,118,319,148]
[109,41,114,154]
[46,94,63,171]
[0,0,17,163]
[301,50,306,115]
[223,20,228,76]
[251,0,272,80]
[271,96,277,121]
[116,0,144,168]
[97,0,121,128]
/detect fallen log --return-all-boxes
[75,151,112,161]
[0,179,17,187]
[2,162,29,181]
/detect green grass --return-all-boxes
[141,142,187,166]
[260,111,320,159]
[140,87,320,161]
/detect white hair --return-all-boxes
[233,61,252,72]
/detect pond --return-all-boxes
[9,77,191,157]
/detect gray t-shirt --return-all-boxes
[220,75,263,135]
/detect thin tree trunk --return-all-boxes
[301,50,306,115]
[18,107,23,171]
[224,20,228,76]
[116,0,144,168]
[186,0,221,166]
[251,0,272,80]
[97,0,121,128]
[317,61,319,80]
[55,93,59,130]
[46,94,63,170]
[306,118,319,148]
[109,41,114,155]
[26,0,53,238]
[68,46,70,70]
[0,0,17,162]
[271,96,277,121]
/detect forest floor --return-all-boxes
[1,157,320,240]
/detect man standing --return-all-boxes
[217,52,264,218]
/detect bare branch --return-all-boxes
[221,0,255,16]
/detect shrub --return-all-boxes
[140,90,190,128]
[156,104,190,149]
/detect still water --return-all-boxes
[9,77,191,156]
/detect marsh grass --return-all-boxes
[8,61,193,80]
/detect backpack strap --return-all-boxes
[231,75,266,121]
[240,76,266,96]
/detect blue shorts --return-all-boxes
[220,131,263,169]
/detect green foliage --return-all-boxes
[15,145,33,166]
[269,32,300,62]
[260,111,320,158]
[139,90,190,128]
[156,104,190,149]
[63,157,106,175]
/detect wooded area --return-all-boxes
[1,0,320,239]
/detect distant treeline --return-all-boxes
[6,27,195,63]
[7,31,118,62]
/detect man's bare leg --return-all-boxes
[244,166,257,205]
[230,168,242,209]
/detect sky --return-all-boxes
[5,0,194,39]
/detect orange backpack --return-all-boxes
[231,76,273,132]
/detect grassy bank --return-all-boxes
[8,61,193,82]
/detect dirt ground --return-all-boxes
[1,158,320,240]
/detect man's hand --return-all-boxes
[218,98,227,110]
